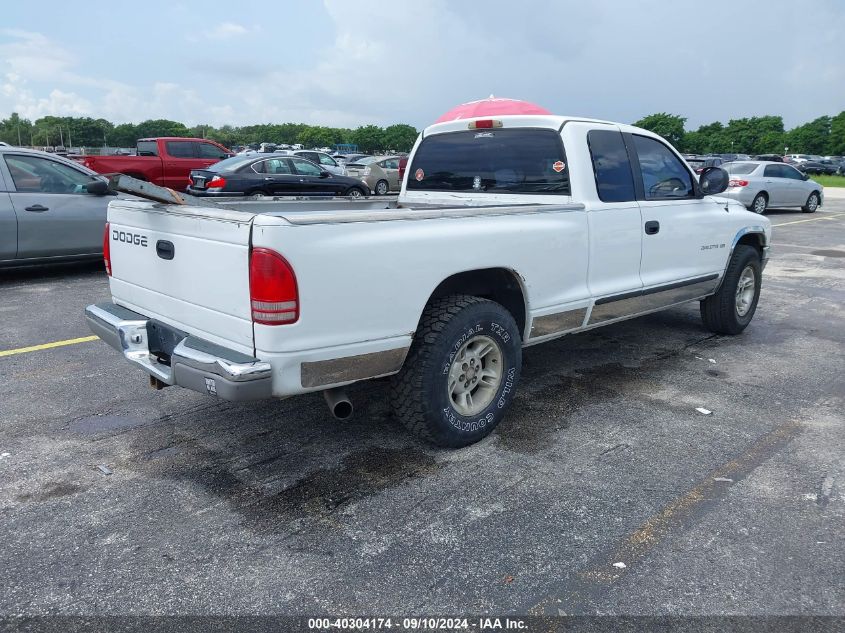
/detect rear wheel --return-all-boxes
[750,192,768,214]
[390,295,522,448]
[700,245,762,335]
[346,187,365,198]
[375,180,389,195]
[802,192,820,213]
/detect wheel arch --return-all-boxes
[424,268,528,339]
[715,227,767,292]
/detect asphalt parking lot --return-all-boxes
[1,201,843,617]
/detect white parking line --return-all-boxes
[773,213,845,227]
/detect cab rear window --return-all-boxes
[407,128,570,195]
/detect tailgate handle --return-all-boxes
[156,240,175,260]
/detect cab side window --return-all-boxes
[587,130,636,203]
[4,155,95,194]
[196,142,229,159]
[782,165,805,180]
[317,154,337,167]
[633,135,694,200]
[291,158,322,176]
[264,159,292,175]
[166,141,194,158]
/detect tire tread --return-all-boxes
[700,245,760,335]
[390,295,490,446]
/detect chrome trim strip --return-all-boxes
[301,347,409,388]
[529,307,588,339]
[589,278,719,325]
[279,203,586,226]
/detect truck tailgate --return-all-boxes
[106,199,257,354]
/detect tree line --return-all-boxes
[0,114,420,154]
[633,111,845,156]
[2,110,844,156]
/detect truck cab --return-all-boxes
[78,138,232,190]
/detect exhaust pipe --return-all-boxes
[323,388,353,420]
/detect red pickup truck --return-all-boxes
[77,137,233,190]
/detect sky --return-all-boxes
[1,0,844,131]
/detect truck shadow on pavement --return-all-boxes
[122,304,719,534]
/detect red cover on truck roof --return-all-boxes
[435,96,551,123]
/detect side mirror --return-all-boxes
[699,167,729,196]
[319,170,330,178]
[86,179,110,196]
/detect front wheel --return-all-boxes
[346,187,365,198]
[802,192,820,213]
[700,245,762,335]
[390,295,522,448]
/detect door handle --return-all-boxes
[644,220,660,235]
[25,204,49,212]
[264,177,273,180]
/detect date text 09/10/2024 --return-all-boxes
[307,617,528,630]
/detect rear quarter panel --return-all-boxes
[251,209,590,355]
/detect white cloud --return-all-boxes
[0,2,844,131]
[187,21,257,42]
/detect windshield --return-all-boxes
[204,155,259,172]
[407,128,570,194]
[723,162,758,175]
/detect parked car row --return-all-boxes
[186,154,371,198]
[720,161,823,214]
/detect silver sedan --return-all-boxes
[0,147,114,267]
[721,161,823,214]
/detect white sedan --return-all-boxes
[721,161,823,214]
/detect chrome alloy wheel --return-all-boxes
[447,335,503,416]
[753,194,767,214]
[807,193,819,212]
[735,265,756,317]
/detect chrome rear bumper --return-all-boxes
[85,302,272,401]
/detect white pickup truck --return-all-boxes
[86,114,771,447]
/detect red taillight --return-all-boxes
[249,248,298,325]
[103,222,112,276]
[208,175,226,188]
[729,179,749,187]
[187,175,194,186]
